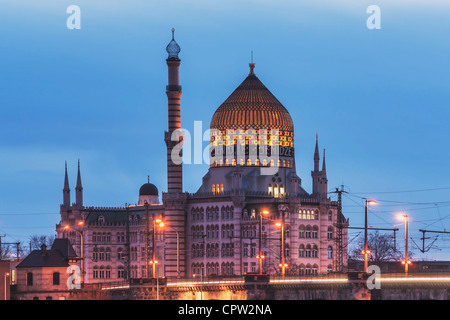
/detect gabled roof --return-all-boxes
[16,239,78,269]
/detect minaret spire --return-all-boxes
[322,148,327,175]
[75,159,83,207]
[63,161,70,208]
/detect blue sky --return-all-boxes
[0,0,449,260]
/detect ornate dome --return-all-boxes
[139,183,158,196]
[166,28,181,60]
[210,64,294,133]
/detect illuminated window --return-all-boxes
[262,159,268,166]
[212,185,215,194]
[255,158,260,165]
[270,159,274,166]
[220,184,224,193]
[268,184,273,196]
[247,158,251,165]
[274,184,279,198]
[240,158,244,166]
[280,184,285,196]
[232,159,236,166]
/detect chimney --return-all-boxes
[41,243,47,256]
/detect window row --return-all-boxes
[191,206,235,221]
[192,262,235,276]
[191,224,235,240]
[211,157,293,168]
[191,243,235,258]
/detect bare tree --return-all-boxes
[26,234,56,254]
[350,231,407,267]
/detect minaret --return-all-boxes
[75,159,83,207]
[63,161,70,208]
[162,29,187,279]
[165,28,183,193]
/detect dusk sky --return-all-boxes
[1,0,449,260]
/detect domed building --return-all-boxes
[55,30,349,284]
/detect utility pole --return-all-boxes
[418,229,450,253]
[331,186,348,272]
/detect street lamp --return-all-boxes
[400,214,411,274]
[154,219,180,278]
[363,199,376,272]
[275,221,287,278]
[257,209,270,275]
[64,224,84,284]
[4,272,9,300]
[151,218,164,278]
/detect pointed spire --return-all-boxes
[64,161,70,191]
[75,159,83,206]
[76,159,82,189]
[63,161,70,208]
[314,133,320,172]
[322,148,327,175]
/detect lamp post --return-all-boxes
[275,221,287,278]
[157,221,180,278]
[363,199,376,272]
[401,214,411,274]
[4,272,9,300]
[64,222,84,284]
[151,217,164,278]
[257,210,269,275]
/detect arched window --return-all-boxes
[299,225,305,238]
[299,264,305,275]
[305,245,311,258]
[312,264,318,275]
[312,226,318,239]
[312,245,318,258]
[327,246,333,259]
[280,184,285,196]
[268,184,273,196]
[327,227,333,240]
[298,244,305,257]
[306,264,312,275]
[212,184,216,194]
[305,226,311,238]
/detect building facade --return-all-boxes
[56,30,348,283]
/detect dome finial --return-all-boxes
[166,28,181,59]
[249,51,255,75]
